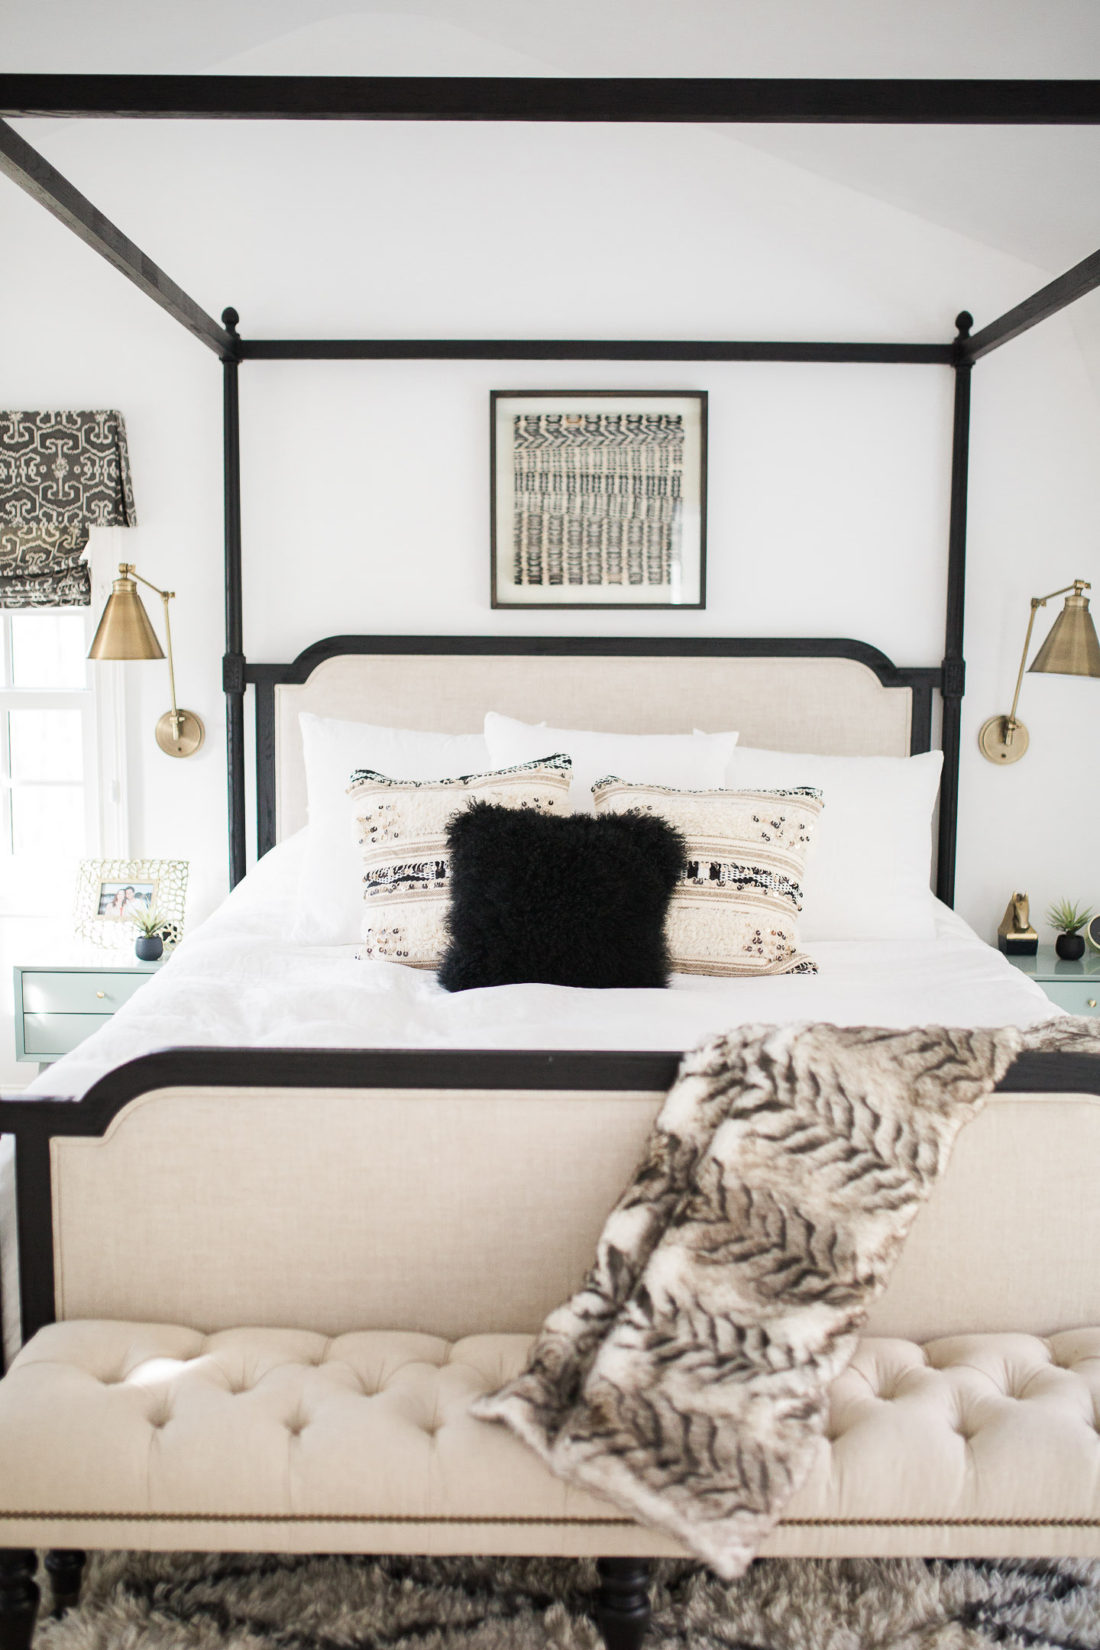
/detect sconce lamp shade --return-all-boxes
[87,562,204,758]
[979,579,1100,764]
[1028,590,1100,678]
[88,570,164,661]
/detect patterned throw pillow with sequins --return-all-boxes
[349,755,573,967]
[592,779,823,976]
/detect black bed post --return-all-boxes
[936,310,973,908]
[0,1551,38,1650]
[221,306,247,889]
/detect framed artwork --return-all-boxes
[490,390,707,609]
[74,858,189,950]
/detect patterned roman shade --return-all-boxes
[0,410,137,608]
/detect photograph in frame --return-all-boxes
[95,879,156,921]
[75,858,189,950]
[491,390,707,609]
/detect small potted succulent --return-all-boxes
[1046,897,1094,962]
[131,907,167,962]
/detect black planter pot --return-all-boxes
[134,934,164,962]
[1055,931,1086,961]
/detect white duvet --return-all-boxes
[20,832,1059,1099]
[2,832,1058,1361]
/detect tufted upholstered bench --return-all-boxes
[1,1048,1099,1648]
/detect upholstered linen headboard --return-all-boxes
[250,637,939,851]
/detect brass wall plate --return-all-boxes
[155,709,205,758]
[978,714,1029,764]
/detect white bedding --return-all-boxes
[20,831,1060,1098]
[1,831,1059,1363]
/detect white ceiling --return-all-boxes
[3,1,1099,310]
[5,0,1100,80]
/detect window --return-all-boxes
[0,611,101,909]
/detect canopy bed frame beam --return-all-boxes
[963,246,1100,361]
[4,74,1100,124]
[0,118,236,360]
[241,339,954,364]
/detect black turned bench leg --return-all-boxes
[595,1557,652,1650]
[0,1551,39,1650]
[45,1550,86,1618]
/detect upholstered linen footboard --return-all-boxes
[0,1048,1098,1645]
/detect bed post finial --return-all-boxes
[954,311,973,338]
[222,307,240,334]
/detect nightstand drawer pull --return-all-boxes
[1041,980,1100,1016]
[20,970,151,1016]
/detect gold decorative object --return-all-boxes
[997,891,1038,956]
[979,579,1100,764]
[74,858,189,951]
[89,563,205,758]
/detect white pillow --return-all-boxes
[722,745,943,941]
[293,715,491,943]
[484,712,738,811]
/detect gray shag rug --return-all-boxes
[30,1553,1100,1649]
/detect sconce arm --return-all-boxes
[116,561,175,603]
[116,563,181,735]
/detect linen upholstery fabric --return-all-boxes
[45,1086,1100,1345]
[484,710,737,812]
[349,756,572,966]
[0,409,137,608]
[274,654,912,840]
[593,778,822,976]
[293,715,491,944]
[2,1322,1099,1559]
[438,804,685,991]
[473,1022,1035,1577]
[724,745,943,941]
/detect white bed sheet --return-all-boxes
[1,833,1059,1362]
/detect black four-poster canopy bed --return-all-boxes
[1,74,1100,1646]
[1,74,1099,900]
[2,63,1100,1324]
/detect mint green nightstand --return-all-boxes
[13,962,160,1066]
[1004,946,1100,1016]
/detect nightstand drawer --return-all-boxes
[22,1012,115,1057]
[20,970,150,1016]
[1041,981,1100,1016]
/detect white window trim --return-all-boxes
[93,657,129,859]
[0,607,130,916]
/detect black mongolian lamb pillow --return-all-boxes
[437,801,686,992]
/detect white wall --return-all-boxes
[2,101,1099,1087]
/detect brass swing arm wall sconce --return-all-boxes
[978,578,1100,764]
[88,563,205,758]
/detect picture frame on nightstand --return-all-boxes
[74,858,188,951]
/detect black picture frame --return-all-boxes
[490,389,707,610]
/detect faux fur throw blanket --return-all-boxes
[473,1018,1100,1578]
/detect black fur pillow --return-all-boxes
[437,801,686,992]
